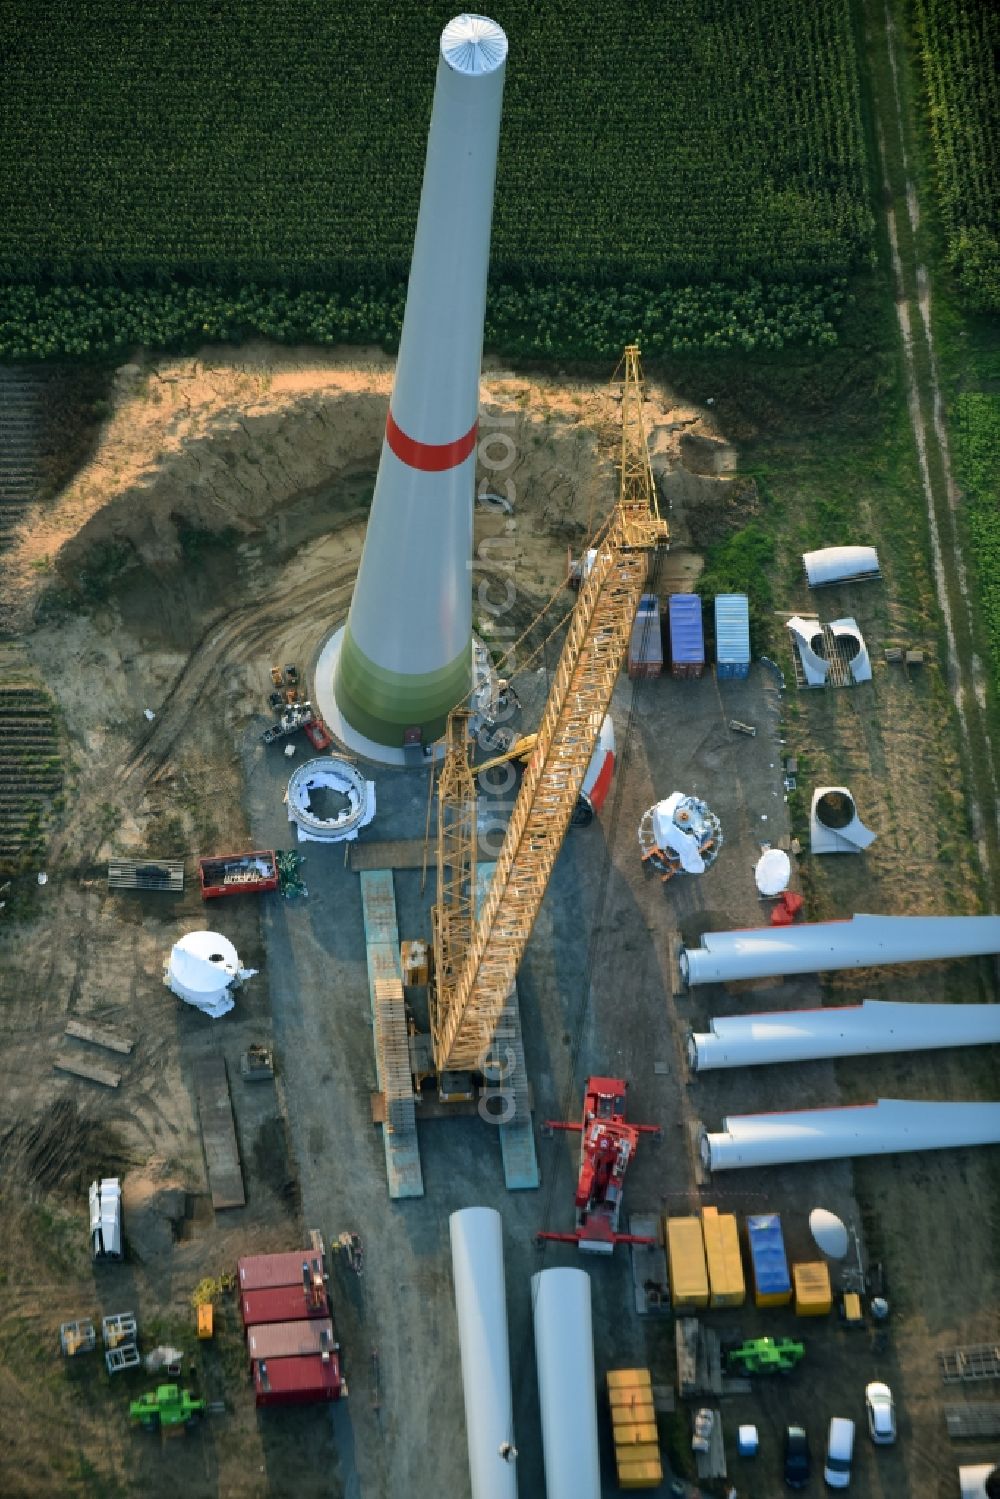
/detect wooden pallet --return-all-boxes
[64,1020,134,1056]
[54,1055,121,1089]
[945,1403,1000,1438]
[107,857,184,892]
[940,1346,1000,1383]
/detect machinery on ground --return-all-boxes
[638,793,723,881]
[261,701,333,751]
[536,1076,662,1253]
[129,1384,205,1432]
[726,1336,805,1375]
[426,347,669,1090]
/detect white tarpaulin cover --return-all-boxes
[287,756,376,843]
[809,1208,849,1259]
[803,546,881,587]
[755,849,791,895]
[165,930,256,1018]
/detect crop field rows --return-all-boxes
[0,678,63,874]
[0,0,873,358]
[913,0,1000,310]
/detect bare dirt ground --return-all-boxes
[0,343,995,1498]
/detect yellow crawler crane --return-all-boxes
[431,346,669,1076]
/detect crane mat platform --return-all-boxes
[107,857,184,892]
[192,1055,245,1209]
[630,1213,670,1316]
[53,1055,121,1089]
[370,1081,535,1124]
[676,1317,724,1398]
[349,838,500,872]
[64,1020,134,1056]
[945,1403,1000,1438]
[361,870,423,1200]
[475,863,539,1192]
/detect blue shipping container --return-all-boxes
[746,1214,792,1306]
[715,593,751,679]
[668,594,705,679]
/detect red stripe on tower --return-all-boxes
[385,410,479,472]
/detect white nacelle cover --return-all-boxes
[166,930,254,1018]
[652,793,707,874]
[89,1177,122,1259]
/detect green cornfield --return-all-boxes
[913,0,1000,311]
[955,394,1000,691]
[1,0,875,358]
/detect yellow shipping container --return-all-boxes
[618,1459,663,1490]
[607,1367,652,1392]
[611,1400,656,1426]
[794,1260,832,1316]
[613,1421,658,1447]
[701,1206,746,1308]
[666,1216,709,1309]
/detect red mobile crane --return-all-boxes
[537,1076,662,1254]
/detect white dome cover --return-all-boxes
[166,930,255,1018]
[755,848,791,895]
[809,1207,849,1259]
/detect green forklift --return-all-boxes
[129,1384,205,1433]
[726,1336,805,1375]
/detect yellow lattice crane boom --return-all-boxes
[430,346,668,1075]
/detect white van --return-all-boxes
[824,1416,855,1488]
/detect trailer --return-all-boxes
[199,850,279,900]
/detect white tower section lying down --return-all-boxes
[323,16,508,762]
[531,1268,600,1499]
[689,1000,1000,1071]
[701,1098,1000,1172]
[680,913,1000,987]
[449,1208,517,1499]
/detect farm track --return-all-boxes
[871,0,999,895]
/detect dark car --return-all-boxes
[784,1424,811,1488]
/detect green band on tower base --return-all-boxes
[333,628,473,747]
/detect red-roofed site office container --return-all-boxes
[254,1353,344,1407]
[241,1284,330,1328]
[238,1251,324,1292]
[247,1318,336,1362]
